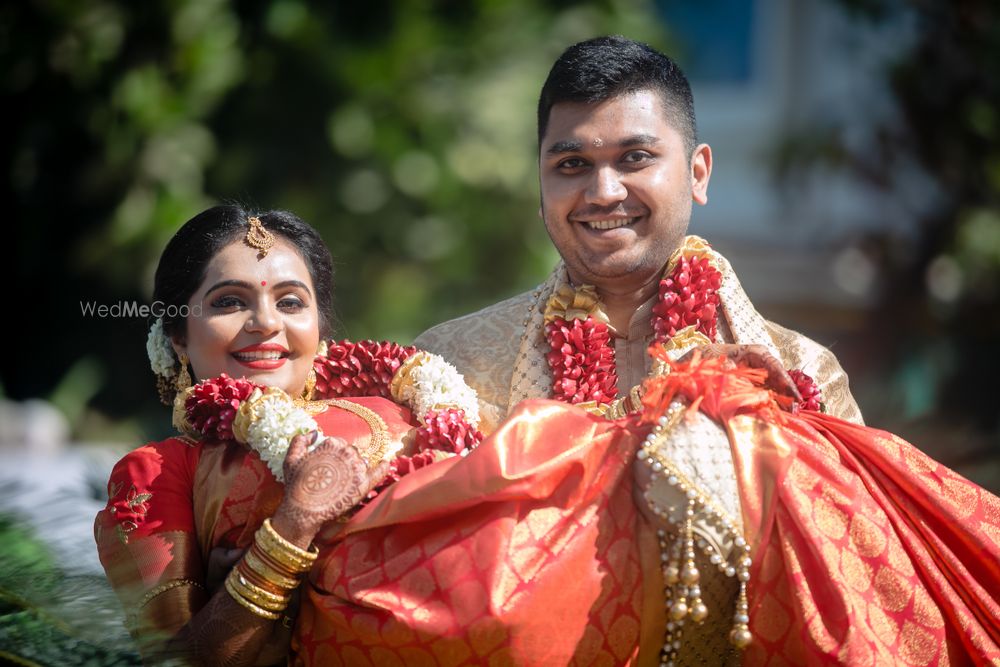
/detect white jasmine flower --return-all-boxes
[246,393,319,481]
[147,318,176,377]
[405,355,480,426]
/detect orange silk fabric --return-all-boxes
[292,400,661,666]
[644,359,1000,666]
[737,412,1000,666]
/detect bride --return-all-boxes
[98,205,999,666]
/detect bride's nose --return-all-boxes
[243,303,281,334]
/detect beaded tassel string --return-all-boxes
[638,404,753,666]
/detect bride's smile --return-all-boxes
[172,238,320,397]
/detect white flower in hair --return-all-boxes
[245,392,319,482]
[147,317,176,377]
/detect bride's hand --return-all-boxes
[271,431,390,546]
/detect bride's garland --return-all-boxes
[544,237,823,414]
[172,340,483,501]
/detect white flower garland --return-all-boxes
[147,318,176,377]
[242,391,320,481]
[221,351,479,483]
[394,353,480,427]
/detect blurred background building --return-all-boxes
[2,0,998,638]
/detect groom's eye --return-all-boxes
[557,157,587,171]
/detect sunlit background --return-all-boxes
[2,0,998,659]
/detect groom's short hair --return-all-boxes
[537,35,697,155]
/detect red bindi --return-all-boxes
[261,280,267,286]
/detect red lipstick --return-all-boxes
[231,343,290,370]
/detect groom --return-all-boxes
[415,36,862,431]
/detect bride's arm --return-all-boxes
[163,432,387,666]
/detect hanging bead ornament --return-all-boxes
[638,402,754,665]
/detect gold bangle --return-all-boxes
[243,548,300,590]
[255,536,313,574]
[250,541,306,580]
[227,569,291,609]
[326,398,389,466]
[224,573,281,620]
[258,519,318,569]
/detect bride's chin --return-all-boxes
[226,367,304,396]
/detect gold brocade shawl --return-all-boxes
[414,236,863,432]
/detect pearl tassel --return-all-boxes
[639,404,754,665]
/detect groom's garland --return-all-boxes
[544,236,824,414]
[172,340,483,501]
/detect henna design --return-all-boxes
[167,584,282,667]
[276,433,376,535]
[302,462,339,493]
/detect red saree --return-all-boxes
[97,370,1000,665]
[643,359,1000,665]
[293,401,663,666]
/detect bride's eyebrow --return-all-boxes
[273,280,312,296]
[204,279,253,297]
[204,279,313,298]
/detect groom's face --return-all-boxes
[538,89,709,293]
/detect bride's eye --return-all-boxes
[278,296,306,311]
[211,295,244,310]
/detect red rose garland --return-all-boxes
[651,254,722,341]
[185,374,262,441]
[545,250,823,412]
[314,340,483,499]
[789,369,823,412]
[545,317,618,404]
[177,341,482,506]
[313,340,417,399]
[414,408,484,454]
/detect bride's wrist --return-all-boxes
[270,505,322,549]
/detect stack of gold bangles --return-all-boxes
[224,518,319,620]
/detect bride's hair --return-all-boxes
[152,204,335,344]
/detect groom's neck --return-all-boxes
[598,278,660,334]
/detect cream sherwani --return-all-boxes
[414,240,863,432]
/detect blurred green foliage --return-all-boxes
[775,0,1000,438]
[4,0,670,439]
[0,516,140,664]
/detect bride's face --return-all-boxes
[173,238,321,396]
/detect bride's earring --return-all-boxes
[176,354,192,393]
[302,366,317,401]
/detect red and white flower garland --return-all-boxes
[174,340,483,501]
[544,240,822,413]
[313,340,483,499]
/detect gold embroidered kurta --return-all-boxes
[414,240,863,432]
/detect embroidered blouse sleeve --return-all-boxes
[94,437,206,655]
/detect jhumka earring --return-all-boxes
[301,367,317,401]
[176,354,192,393]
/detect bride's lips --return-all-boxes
[231,343,290,370]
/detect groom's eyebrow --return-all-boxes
[621,133,660,147]
[545,140,584,156]
[545,134,661,156]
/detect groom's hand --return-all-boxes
[683,343,802,401]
